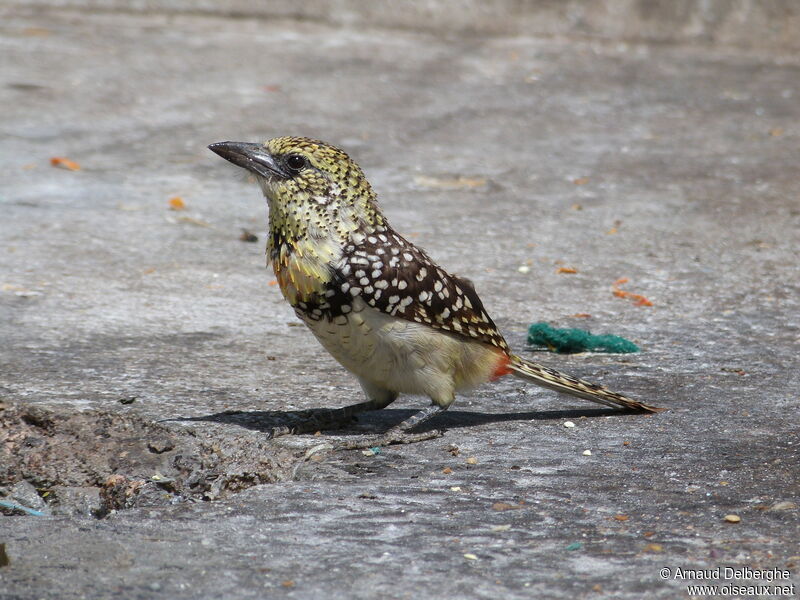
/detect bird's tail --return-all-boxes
[507,354,662,413]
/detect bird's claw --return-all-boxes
[265,409,355,440]
[337,428,443,450]
[265,424,295,440]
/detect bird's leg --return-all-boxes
[267,399,385,439]
[338,404,447,449]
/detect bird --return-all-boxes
[209,137,661,447]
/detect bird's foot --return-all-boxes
[336,427,443,450]
[265,410,352,440]
[265,424,295,440]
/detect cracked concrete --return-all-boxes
[0,4,798,599]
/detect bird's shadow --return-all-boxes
[167,405,629,436]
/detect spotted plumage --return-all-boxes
[209,137,661,446]
[299,226,509,352]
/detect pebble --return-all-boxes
[582,450,592,456]
[724,514,741,523]
[7,481,47,512]
[148,438,175,454]
[463,553,478,560]
[564,421,576,428]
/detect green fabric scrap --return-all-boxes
[527,322,639,354]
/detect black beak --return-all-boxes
[208,141,284,178]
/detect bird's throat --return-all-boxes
[262,182,388,307]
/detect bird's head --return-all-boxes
[209,137,381,224]
[210,136,387,296]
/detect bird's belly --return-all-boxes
[297,297,502,402]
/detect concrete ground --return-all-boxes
[1,5,798,599]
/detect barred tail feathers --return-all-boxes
[507,355,662,413]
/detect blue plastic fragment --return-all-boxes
[0,499,46,517]
[565,542,583,551]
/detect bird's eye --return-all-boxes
[285,154,307,174]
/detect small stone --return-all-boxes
[491,525,511,532]
[517,265,530,273]
[450,486,462,492]
[466,457,478,465]
[564,421,576,428]
[583,450,592,456]
[8,480,47,512]
[239,229,258,243]
[491,502,518,511]
[463,553,478,560]
[724,514,741,523]
[147,439,175,454]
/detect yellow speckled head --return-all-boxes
[262,136,373,202]
[209,137,374,207]
[209,136,385,234]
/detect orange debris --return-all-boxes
[612,278,653,307]
[50,157,80,171]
